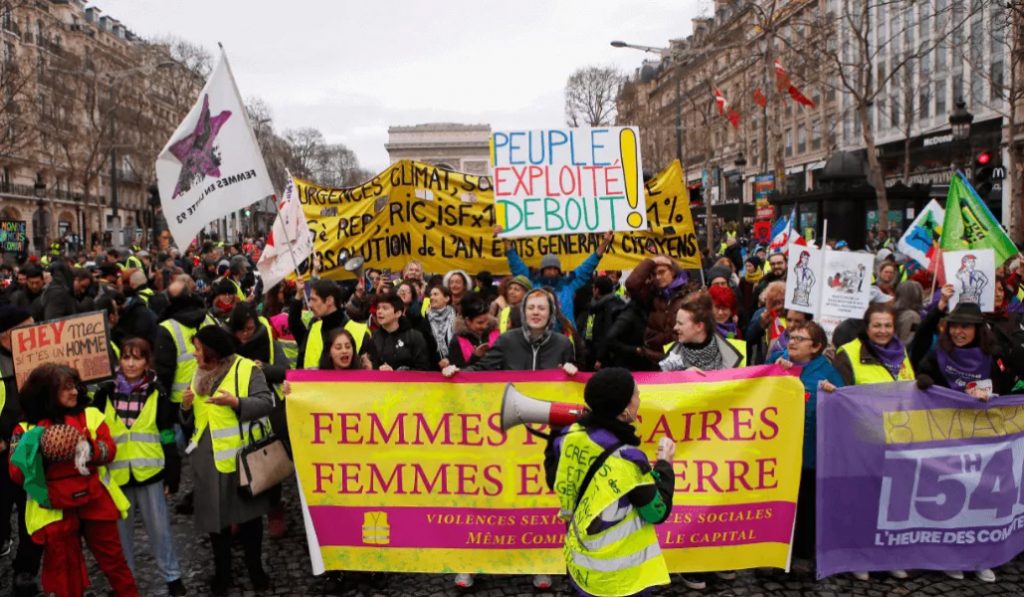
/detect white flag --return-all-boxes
[896,199,944,268]
[155,49,273,247]
[257,176,313,290]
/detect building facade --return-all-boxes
[385,123,491,175]
[0,0,199,256]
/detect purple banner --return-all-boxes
[817,381,1024,578]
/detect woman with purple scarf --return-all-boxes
[912,290,1013,583]
[834,303,915,581]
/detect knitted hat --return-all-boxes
[507,275,533,293]
[194,325,236,360]
[0,305,32,334]
[211,278,238,298]
[707,265,732,286]
[584,367,636,418]
[745,255,762,269]
[539,254,561,272]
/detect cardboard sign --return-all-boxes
[943,248,996,311]
[820,250,874,319]
[785,243,823,315]
[0,220,27,254]
[490,127,647,238]
[11,311,112,389]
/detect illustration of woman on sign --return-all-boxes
[792,250,816,307]
[955,254,988,305]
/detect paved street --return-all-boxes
[3,464,1024,596]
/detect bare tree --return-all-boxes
[953,1,1024,242]
[800,1,973,232]
[564,66,624,127]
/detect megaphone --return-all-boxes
[500,383,588,432]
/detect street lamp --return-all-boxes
[33,180,48,253]
[610,40,682,169]
[734,151,747,228]
[948,98,974,173]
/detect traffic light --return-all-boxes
[147,184,160,207]
[972,151,998,199]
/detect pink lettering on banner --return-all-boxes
[308,502,794,550]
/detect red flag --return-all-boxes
[713,88,741,128]
[774,59,816,108]
[753,87,767,107]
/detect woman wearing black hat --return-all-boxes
[546,367,676,597]
[181,325,276,595]
[912,291,1014,583]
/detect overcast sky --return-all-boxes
[96,1,706,173]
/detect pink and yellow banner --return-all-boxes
[286,367,805,574]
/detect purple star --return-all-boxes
[169,94,232,199]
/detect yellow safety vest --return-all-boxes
[103,387,165,486]
[345,320,369,354]
[136,287,155,305]
[556,424,669,596]
[303,320,325,370]
[228,278,247,301]
[0,377,5,419]
[837,338,914,384]
[110,341,121,361]
[24,408,131,535]
[499,306,512,333]
[188,356,268,473]
[280,339,298,369]
[160,315,216,403]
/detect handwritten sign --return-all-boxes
[11,311,112,389]
[490,127,646,238]
[0,220,27,254]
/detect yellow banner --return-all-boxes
[286,367,804,574]
[299,159,700,279]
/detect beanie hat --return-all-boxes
[539,254,561,273]
[217,259,231,276]
[194,325,236,360]
[212,278,237,298]
[0,305,32,334]
[584,367,636,418]
[442,269,471,292]
[507,275,533,293]
[707,265,732,286]
[745,255,762,270]
[708,285,737,314]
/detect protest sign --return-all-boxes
[10,311,111,389]
[490,127,646,238]
[820,250,874,319]
[943,248,995,311]
[785,243,823,315]
[300,159,701,279]
[0,220,27,255]
[287,367,804,575]
[897,200,943,268]
[156,49,273,247]
[817,382,1024,578]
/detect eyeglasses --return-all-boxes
[789,335,812,343]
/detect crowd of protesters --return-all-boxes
[0,223,1023,596]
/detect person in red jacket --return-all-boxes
[8,363,138,597]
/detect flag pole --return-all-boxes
[273,173,311,296]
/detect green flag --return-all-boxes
[940,171,1019,265]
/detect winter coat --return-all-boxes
[180,361,276,533]
[605,300,656,371]
[366,317,431,371]
[154,297,210,394]
[447,316,500,369]
[582,293,626,370]
[777,350,845,469]
[465,328,575,372]
[506,248,600,326]
[625,259,697,366]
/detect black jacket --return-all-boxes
[605,301,656,371]
[235,320,288,385]
[366,317,431,371]
[153,296,209,394]
[583,293,625,370]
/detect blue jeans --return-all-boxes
[117,481,182,583]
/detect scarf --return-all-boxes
[936,346,992,391]
[114,370,155,428]
[658,271,689,300]
[576,414,641,446]
[665,334,722,371]
[744,268,764,285]
[193,357,236,397]
[427,306,455,359]
[716,321,738,339]
[868,337,907,379]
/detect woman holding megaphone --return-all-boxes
[546,367,676,597]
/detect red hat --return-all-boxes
[708,285,737,314]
